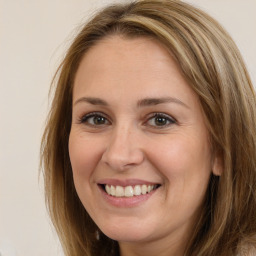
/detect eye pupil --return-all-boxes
[155,116,167,126]
[94,116,106,124]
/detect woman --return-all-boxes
[41,0,256,255]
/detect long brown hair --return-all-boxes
[41,1,256,255]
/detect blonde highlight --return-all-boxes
[41,1,256,255]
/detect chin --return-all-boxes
[100,223,153,242]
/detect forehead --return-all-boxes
[73,35,193,97]
[72,35,206,127]
[76,36,175,75]
[72,36,208,124]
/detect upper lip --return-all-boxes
[97,179,161,187]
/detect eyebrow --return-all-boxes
[74,96,189,109]
[137,97,189,109]
[74,97,108,106]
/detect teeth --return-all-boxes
[106,184,111,195]
[110,185,115,196]
[142,184,147,195]
[134,185,141,196]
[124,186,133,197]
[116,185,124,197]
[104,184,158,197]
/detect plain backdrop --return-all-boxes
[0,0,255,255]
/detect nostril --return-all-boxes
[101,135,144,171]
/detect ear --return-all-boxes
[212,153,223,176]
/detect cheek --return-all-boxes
[68,132,107,216]
[146,133,212,187]
[152,136,212,215]
[68,133,103,182]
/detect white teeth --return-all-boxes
[106,184,111,194]
[110,185,115,196]
[125,186,133,197]
[134,185,141,195]
[141,184,147,195]
[104,184,158,197]
[116,186,124,197]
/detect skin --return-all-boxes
[69,36,221,256]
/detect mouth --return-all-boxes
[99,184,161,198]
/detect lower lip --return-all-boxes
[99,186,158,208]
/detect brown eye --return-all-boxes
[147,113,175,127]
[155,116,168,126]
[93,116,107,125]
[81,113,110,126]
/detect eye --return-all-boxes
[146,113,176,128]
[80,112,110,126]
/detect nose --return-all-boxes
[101,125,144,171]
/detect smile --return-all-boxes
[97,180,161,207]
[104,184,159,197]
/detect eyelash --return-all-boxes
[146,113,176,128]
[79,112,110,126]
[78,112,176,128]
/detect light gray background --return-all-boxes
[0,0,255,255]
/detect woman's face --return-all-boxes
[69,36,219,252]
